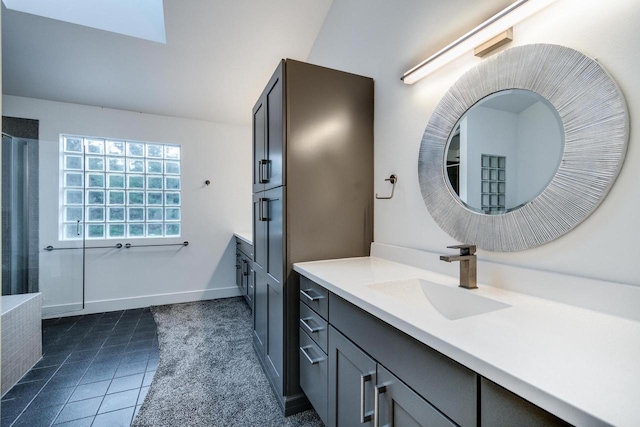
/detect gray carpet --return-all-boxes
[132,297,323,427]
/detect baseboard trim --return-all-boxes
[42,286,242,319]
[283,392,312,417]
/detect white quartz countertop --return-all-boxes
[234,232,252,245]
[293,256,640,427]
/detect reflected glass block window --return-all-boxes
[480,154,506,214]
[61,135,181,240]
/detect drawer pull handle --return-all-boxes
[300,289,323,302]
[374,384,387,427]
[300,345,324,365]
[300,317,323,334]
[360,373,373,423]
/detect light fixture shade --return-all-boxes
[402,0,557,84]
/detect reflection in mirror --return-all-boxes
[444,89,564,215]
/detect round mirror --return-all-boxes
[443,89,564,215]
[419,44,629,251]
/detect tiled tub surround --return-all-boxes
[0,308,159,427]
[1,293,43,397]
[294,243,640,427]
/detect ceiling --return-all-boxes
[1,0,334,126]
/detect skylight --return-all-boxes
[2,0,166,43]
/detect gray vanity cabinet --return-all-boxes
[235,237,253,310]
[298,273,574,426]
[328,326,376,427]
[252,59,374,415]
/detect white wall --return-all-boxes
[3,95,252,315]
[308,0,640,287]
[516,101,563,206]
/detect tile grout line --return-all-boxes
[5,309,156,427]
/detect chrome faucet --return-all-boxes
[440,244,477,289]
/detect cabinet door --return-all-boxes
[252,61,284,193]
[253,269,267,355]
[252,187,283,283]
[264,62,284,190]
[377,365,455,427]
[252,96,266,193]
[264,186,284,285]
[265,276,283,395]
[253,187,285,394]
[328,326,376,427]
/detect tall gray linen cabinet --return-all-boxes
[251,59,374,415]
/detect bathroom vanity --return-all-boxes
[234,233,253,311]
[294,245,640,427]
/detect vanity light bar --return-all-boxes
[401,0,557,85]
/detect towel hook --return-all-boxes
[376,174,397,200]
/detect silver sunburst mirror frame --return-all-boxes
[418,44,629,252]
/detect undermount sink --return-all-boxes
[367,278,511,320]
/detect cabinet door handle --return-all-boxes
[258,198,269,221]
[76,220,81,236]
[300,345,324,365]
[300,289,323,302]
[259,159,269,183]
[360,373,373,423]
[261,198,269,221]
[242,260,249,276]
[374,384,387,427]
[300,317,323,334]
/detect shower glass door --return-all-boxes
[1,130,85,315]
[2,134,32,295]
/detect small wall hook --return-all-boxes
[376,174,398,200]
[205,180,211,186]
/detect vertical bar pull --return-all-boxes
[76,220,81,236]
[242,259,249,276]
[374,384,387,427]
[259,159,269,183]
[360,373,373,423]
[261,198,269,221]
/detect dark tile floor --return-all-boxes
[1,308,159,427]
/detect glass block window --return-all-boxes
[61,135,181,240]
[481,154,506,214]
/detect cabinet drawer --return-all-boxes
[236,237,253,258]
[299,329,328,425]
[299,275,329,320]
[300,301,328,353]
